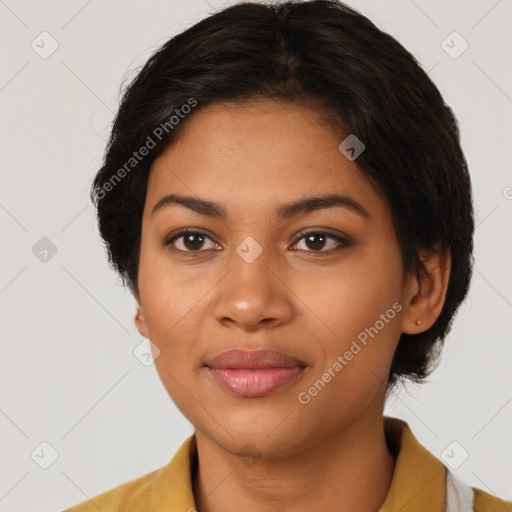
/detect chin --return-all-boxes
[200,413,309,460]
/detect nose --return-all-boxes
[211,245,294,332]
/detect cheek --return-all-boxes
[315,261,401,336]
[306,252,403,382]
[137,251,182,354]
[301,297,402,417]
[138,250,215,374]
[138,241,194,325]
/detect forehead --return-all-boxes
[145,100,385,220]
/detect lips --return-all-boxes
[204,348,307,398]
[205,348,306,369]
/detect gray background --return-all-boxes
[1,0,511,510]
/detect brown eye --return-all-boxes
[165,230,218,252]
[291,231,353,254]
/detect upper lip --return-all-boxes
[204,348,307,370]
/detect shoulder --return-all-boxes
[62,434,197,512]
[472,486,512,512]
[62,468,159,512]
[446,466,511,512]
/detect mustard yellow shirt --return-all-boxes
[63,416,511,512]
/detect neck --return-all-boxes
[192,413,397,512]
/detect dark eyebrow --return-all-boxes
[151,193,370,220]
[276,193,370,220]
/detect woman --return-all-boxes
[64,1,511,511]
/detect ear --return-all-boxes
[400,244,451,334]
[134,303,150,338]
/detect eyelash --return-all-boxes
[163,228,353,256]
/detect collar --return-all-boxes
[379,416,446,512]
[152,416,446,512]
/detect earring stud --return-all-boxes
[415,318,422,326]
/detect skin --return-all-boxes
[133,99,451,512]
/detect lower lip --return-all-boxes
[207,366,306,398]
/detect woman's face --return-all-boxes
[134,99,416,456]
